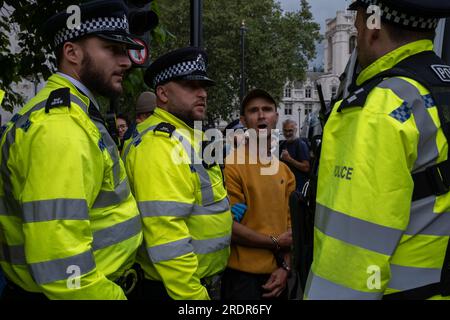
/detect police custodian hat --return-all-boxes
[43,0,143,49]
[144,47,215,88]
[349,0,450,30]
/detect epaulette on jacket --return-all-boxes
[45,87,71,113]
[153,122,176,138]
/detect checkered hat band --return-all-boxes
[359,0,439,30]
[54,16,129,47]
[153,60,207,87]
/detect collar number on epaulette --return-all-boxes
[431,65,450,83]
[153,122,176,137]
[45,87,71,113]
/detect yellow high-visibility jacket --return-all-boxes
[305,40,450,300]
[123,107,232,300]
[0,74,142,300]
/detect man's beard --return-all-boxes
[171,106,205,128]
[79,53,122,98]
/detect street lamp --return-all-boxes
[239,20,247,105]
[190,0,203,47]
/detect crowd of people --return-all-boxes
[2,0,450,301]
[0,0,309,301]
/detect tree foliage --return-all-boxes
[0,0,321,125]
[153,0,321,124]
[0,0,163,115]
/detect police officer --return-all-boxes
[122,47,232,300]
[0,0,143,299]
[305,0,450,299]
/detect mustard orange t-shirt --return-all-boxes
[224,145,295,274]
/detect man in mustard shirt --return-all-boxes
[223,89,295,299]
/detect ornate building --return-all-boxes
[278,10,357,136]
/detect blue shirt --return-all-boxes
[279,138,310,191]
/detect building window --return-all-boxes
[305,87,312,98]
[331,86,337,98]
[284,103,293,115]
[284,86,291,98]
[349,36,356,54]
[305,103,313,116]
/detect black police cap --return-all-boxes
[43,0,143,49]
[348,0,450,30]
[144,47,215,88]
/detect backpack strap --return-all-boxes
[337,50,450,299]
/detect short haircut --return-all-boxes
[54,45,64,68]
[282,119,297,128]
[54,36,91,69]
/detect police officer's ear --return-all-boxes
[357,8,381,46]
[156,85,169,104]
[61,41,85,67]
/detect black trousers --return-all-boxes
[127,278,172,301]
[1,282,48,301]
[221,268,288,300]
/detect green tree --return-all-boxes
[0,0,163,115]
[1,0,320,125]
[153,0,321,125]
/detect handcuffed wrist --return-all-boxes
[280,260,291,276]
[270,235,281,251]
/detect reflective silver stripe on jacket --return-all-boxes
[191,235,230,254]
[387,263,442,291]
[22,199,89,222]
[172,131,215,206]
[29,250,96,285]
[305,270,383,300]
[138,197,230,218]
[92,178,131,209]
[378,77,439,173]
[405,196,450,236]
[91,119,121,187]
[147,235,230,263]
[0,216,141,265]
[1,100,47,217]
[315,203,403,256]
[147,237,193,263]
[122,123,217,207]
[67,94,88,114]
[0,94,88,216]
[92,215,142,250]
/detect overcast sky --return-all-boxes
[279,0,350,33]
[278,0,350,68]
